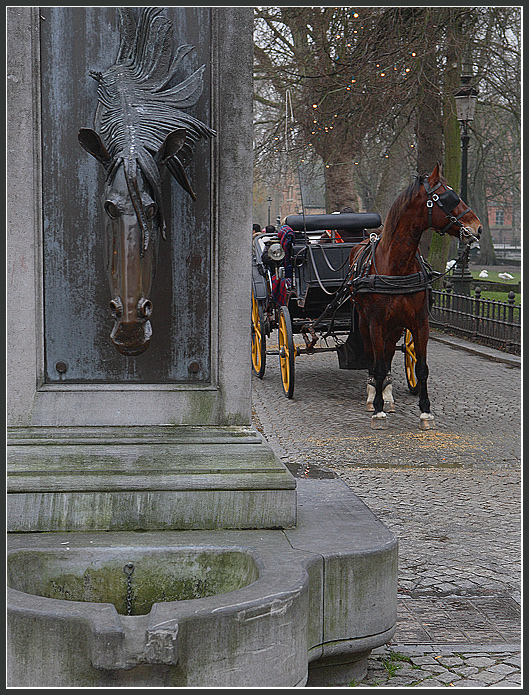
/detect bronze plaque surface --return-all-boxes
[40,7,212,383]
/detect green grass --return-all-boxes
[382,651,412,677]
[348,651,413,687]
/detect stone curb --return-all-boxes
[374,643,521,654]
[429,330,520,368]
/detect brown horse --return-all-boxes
[350,164,482,429]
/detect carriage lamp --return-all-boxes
[268,243,285,262]
[452,72,479,295]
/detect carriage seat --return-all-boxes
[284,213,382,245]
[316,228,366,244]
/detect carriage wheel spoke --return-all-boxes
[251,291,266,377]
[278,306,295,398]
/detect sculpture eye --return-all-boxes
[145,203,157,220]
[104,201,120,219]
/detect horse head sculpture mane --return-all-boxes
[79,7,215,355]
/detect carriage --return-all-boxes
[251,212,419,399]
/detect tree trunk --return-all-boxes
[323,160,357,213]
[416,85,443,176]
[472,128,496,265]
[416,59,444,260]
[427,47,462,272]
[374,115,411,221]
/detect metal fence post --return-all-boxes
[473,286,481,341]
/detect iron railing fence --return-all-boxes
[430,285,521,355]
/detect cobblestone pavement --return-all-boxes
[251,331,521,688]
[352,648,521,688]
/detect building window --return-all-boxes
[495,210,505,226]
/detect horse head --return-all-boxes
[423,163,483,244]
[79,128,187,355]
[78,8,215,355]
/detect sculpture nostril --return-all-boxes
[138,298,153,318]
[109,298,123,318]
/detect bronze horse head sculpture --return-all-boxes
[79,7,215,355]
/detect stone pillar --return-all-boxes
[7,7,296,532]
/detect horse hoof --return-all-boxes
[384,400,396,413]
[419,413,435,430]
[366,402,375,412]
[371,413,388,429]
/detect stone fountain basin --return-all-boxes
[7,546,261,616]
[7,480,398,688]
[7,541,312,686]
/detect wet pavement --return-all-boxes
[251,329,521,688]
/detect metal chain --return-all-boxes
[123,562,135,616]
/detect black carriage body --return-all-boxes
[285,212,381,332]
[285,213,381,233]
[252,211,381,337]
[251,214,420,395]
[289,241,357,328]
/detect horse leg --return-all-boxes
[366,371,390,413]
[413,326,435,430]
[368,326,389,429]
[358,316,377,412]
[382,328,401,413]
[382,373,394,412]
[371,357,389,429]
[366,374,376,412]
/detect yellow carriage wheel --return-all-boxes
[278,305,295,399]
[251,290,266,378]
[404,329,420,395]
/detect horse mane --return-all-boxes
[380,176,422,243]
[95,7,216,207]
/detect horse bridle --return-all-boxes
[422,179,479,244]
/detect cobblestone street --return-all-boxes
[251,330,521,688]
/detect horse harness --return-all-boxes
[300,177,478,345]
[350,179,478,297]
[422,179,475,241]
[350,235,436,296]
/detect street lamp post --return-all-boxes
[452,72,479,295]
[267,196,272,226]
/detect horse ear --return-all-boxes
[78,128,111,165]
[156,128,187,164]
[427,162,442,184]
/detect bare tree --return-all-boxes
[253,6,520,270]
[468,7,521,264]
[254,7,419,211]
